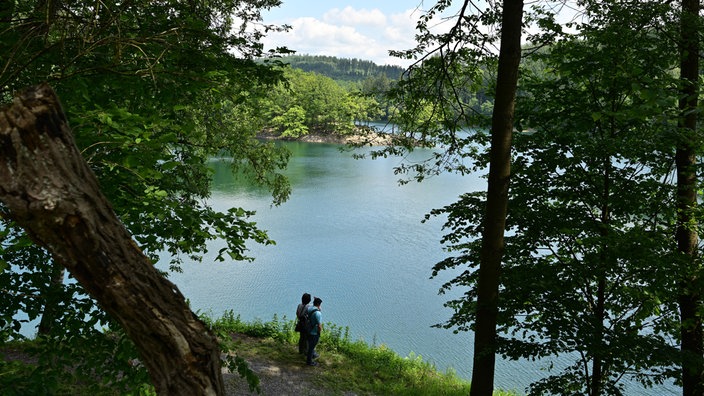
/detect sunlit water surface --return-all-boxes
[159,140,676,395]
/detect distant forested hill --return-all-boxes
[279,54,405,82]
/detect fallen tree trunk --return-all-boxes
[0,83,224,395]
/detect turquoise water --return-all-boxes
[160,140,677,395]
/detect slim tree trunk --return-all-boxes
[591,147,612,396]
[469,1,523,395]
[677,0,702,394]
[37,262,65,336]
[591,276,606,396]
[0,84,225,396]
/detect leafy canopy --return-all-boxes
[1,0,294,391]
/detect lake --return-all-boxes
[159,140,677,395]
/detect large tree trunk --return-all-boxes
[677,0,702,394]
[0,84,225,396]
[469,1,523,395]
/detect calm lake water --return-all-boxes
[160,140,676,395]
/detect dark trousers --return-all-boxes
[306,333,320,364]
[298,330,308,354]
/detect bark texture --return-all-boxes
[469,1,524,395]
[0,84,224,395]
[677,0,703,394]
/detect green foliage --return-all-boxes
[427,2,686,394]
[272,105,309,138]
[206,310,292,344]
[261,67,380,136]
[200,311,261,393]
[1,0,293,264]
[0,360,41,396]
[371,0,696,394]
[265,54,400,124]
[359,0,503,183]
[0,328,152,395]
[222,354,261,394]
[359,54,492,184]
[0,0,294,390]
[280,54,404,82]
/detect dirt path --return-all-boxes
[222,333,328,395]
[2,333,354,395]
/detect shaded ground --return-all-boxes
[1,334,354,396]
[222,333,333,396]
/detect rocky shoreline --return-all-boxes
[257,129,395,146]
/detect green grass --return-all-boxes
[1,311,517,395]
[205,310,517,396]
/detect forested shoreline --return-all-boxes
[278,54,405,82]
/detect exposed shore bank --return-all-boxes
[257,129,396,146]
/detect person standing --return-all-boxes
[295,293,311,354]
[306,297,323,366]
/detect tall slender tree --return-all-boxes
[470,1,524,394]
[363,0,526,394]
[380,0,695,394]
[676,0,703,394]
[429,1,700,394]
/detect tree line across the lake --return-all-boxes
[258,54,493,139]
[1,1,704,396]
[279,54,405,82]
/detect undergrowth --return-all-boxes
[203,310,516,396]
[1,311,516,395]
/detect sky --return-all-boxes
[259,1,583,68]
[260,1,431,67]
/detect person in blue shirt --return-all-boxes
[306,297,323,366]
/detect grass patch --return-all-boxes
[2,311,516,395]
[205,310,516,396]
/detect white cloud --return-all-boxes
[384,9,420,50]
[262,8,420,67]
[323,6,387,27]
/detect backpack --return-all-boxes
[295,304,307,332]
[304,307,319,334]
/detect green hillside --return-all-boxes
[279,54,405,82]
